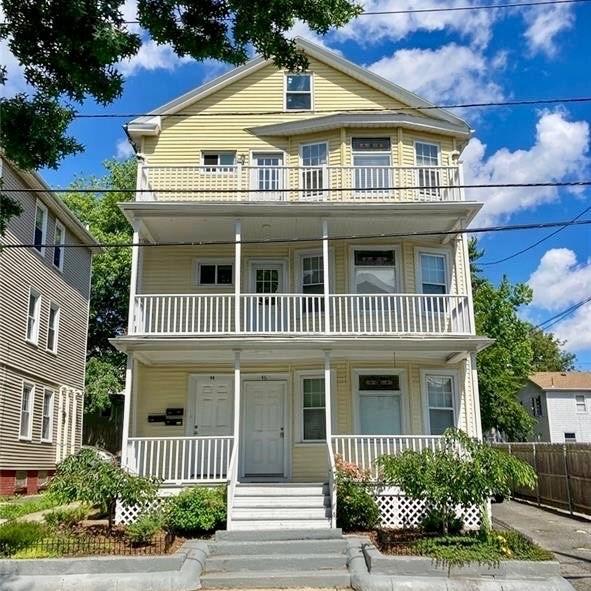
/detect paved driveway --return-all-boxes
[493,499,591,591]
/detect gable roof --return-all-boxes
[127,37,471,139]
[529,372,591,391]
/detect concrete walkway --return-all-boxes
[493,499,591,591]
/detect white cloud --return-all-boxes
[368,43,504,106]
[463,111,590,223]
[523,4,575,56]
[528,248,591,351]
[1,40,30,97]
[115,138,135,159]
[333,0,497,49]
[118,40,193,76]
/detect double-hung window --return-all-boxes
[47,303,60,353]
[419,253,447,295]
[285,73,312,110]
[53,221,65,270]
[352,137,392,194]
[302,254,324,294]
[34,200,48,254]
[302,377,326,441]
[26,289,41,344]
[565,432,577,443]
[353,249,396,294]
[20,383,34,440]
[415,142,440,197]
[358,374,402,435]
[425,374,455,435]
[41,389,54,442]
[576,395,586,413]
[196,260,233,286]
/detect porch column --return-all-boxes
[322,219,330,334]
[233,350,241,444]
[470,352,483,439]
[120,355,134,469]
[234,220,241,334]
[324,350,332,443]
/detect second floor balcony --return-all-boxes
[138,163,464,203]
[130,293,472,338]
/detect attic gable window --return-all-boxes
[285,73,312,110]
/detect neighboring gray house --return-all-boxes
[518,372,591,443]
[0,157,100,495]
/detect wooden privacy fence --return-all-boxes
[495,442,591,516]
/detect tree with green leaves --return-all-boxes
[469,238,576,440]
[0,0,361,232]
[62,158,135,412]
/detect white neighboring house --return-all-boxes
[518,372,591,443]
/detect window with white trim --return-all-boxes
[302,377,326,441]
[415,142,440,196]
[419,252,447,295]
[47,303,60,353]
[53,221,65,270]
[302,254,324,294]
[20,383,34,440]
[285,73,311,110]
[41,389,54,442]
[26,289,41,344]
[353,249,396,294]
[565,432,577,443]
[576,394,586,413]
[195,260,233,286]
[34,201,48,254]
[358,374,402,435]
[352,137,392,192]
[426,374,455,435]
[202,152,236,171]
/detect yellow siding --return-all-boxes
[133,358,473,482]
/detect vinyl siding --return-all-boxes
[132,359,473,482]
[517,383,551,441]
[140,238,460,296]
[0,161,91,470]
[546,391,591,443]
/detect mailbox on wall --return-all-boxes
[165,407,184,426]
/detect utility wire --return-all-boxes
[71,96,591,119]
[534,296,591,330]
[480,204,591,265]
[5,180,591,194]
[2,218,591,250]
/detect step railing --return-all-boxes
[332,435,444,480]
[140,164,464,202]
[131,293,472,336]
[125,436,234,483]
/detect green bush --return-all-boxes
[335,458,379,532]
[43,505,88,530]
[0,521,47,556]
[126,511,164,544]
[48,449,160,528]
[165,487,226,535]
[0,495,59,520]
[421,509,462,535]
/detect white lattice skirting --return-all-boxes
[375,487,481,530]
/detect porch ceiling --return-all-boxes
[120,201,482,244]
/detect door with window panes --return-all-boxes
[252,153,284,201]
[352,138,392,198]
[249,263,284,332]
[300,143,327,200]
[415,142,440,199]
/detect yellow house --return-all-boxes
[114,38,491,530]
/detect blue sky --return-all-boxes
[4,0,590,367]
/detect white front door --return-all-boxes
[242,380,286,477]
[189,375,233,437]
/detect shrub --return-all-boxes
[335,457,380,532]
[43,505,88,530]
[165,487,226,535]
[421,509,462,535]
[0,521,47,556]
[126,511,164,544]
[48,449,160,528]
[378,429,537,535]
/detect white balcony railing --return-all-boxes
[139,164,464,203]
[131,293,472,337]
[332,435,444,479]
[126,436,234,484]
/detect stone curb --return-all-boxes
[346,539,575,591]
[0,539,209,591]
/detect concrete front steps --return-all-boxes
[201,528,350,589]
[230,482,332,530]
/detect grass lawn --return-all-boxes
[377,529,554,566]
[0,495,60,521]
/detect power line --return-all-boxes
[70,96,591,119]
[5,180,591,194]
[480,204,591,265]
[2,218,591,250]
[534,296,591,330]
